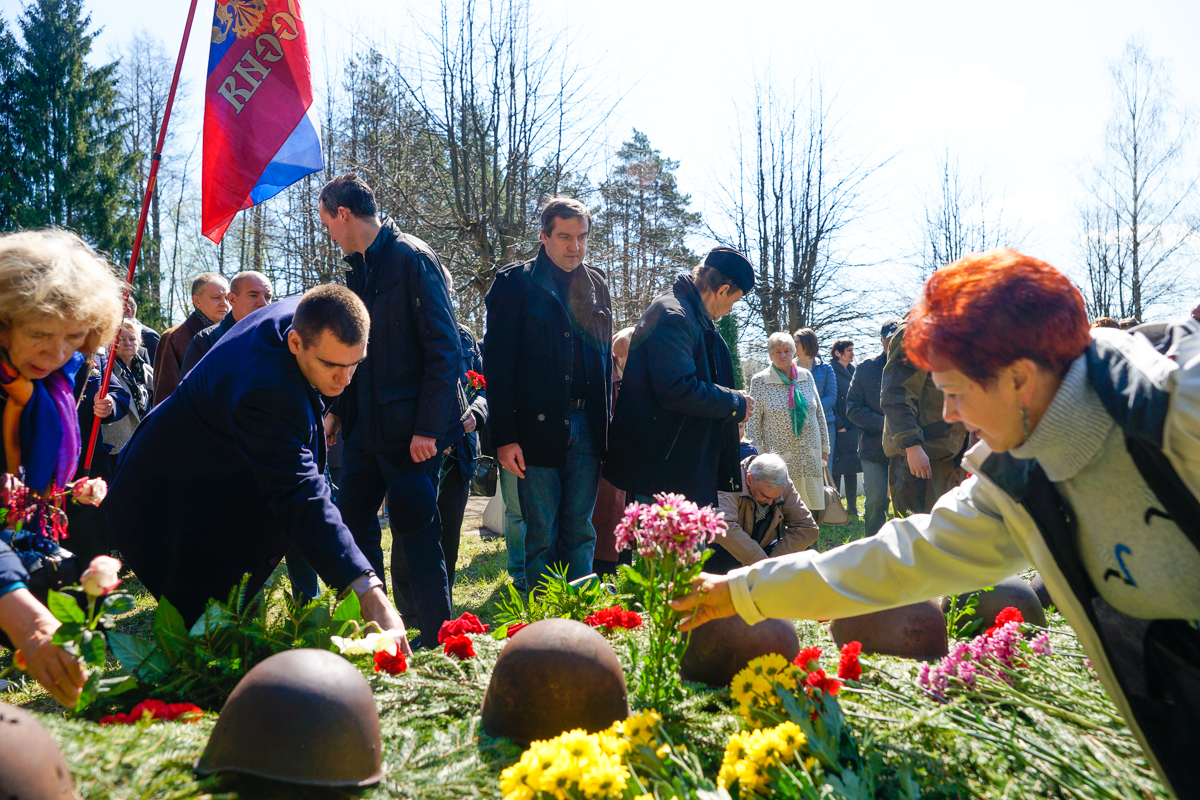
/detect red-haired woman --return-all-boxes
[673,248,1200,798]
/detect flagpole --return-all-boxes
[83,0,200,472]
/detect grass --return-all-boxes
[3,495,1169,799]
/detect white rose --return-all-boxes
[331,631,395,655]
[72,477,108,506]
[80,554,122,597]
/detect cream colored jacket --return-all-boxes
[726,325,1200,794]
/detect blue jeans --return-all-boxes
[500,467,527,590]
[518,410,601,589]
[336,434,451,645]
[862,459,890,537]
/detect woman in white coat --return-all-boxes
[744,332,829,511]
[674,249,1200,800]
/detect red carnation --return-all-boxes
[805,668,842,697]
[794,646,823,671]
[443,633,476,659]
[837,641,862,681]
[466,370,486,390]
[506,622,529,638]
[99,699,202,725]
[987,606,1024,637]
[374,645,408,675]
[584,606,643,631]
[438,612,489,644]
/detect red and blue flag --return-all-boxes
[202,0,322,242]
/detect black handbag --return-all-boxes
[471,455,498,497]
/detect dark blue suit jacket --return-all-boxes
[108,297,372,624]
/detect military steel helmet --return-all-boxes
[0,703,78,799]
[679,614,800,688]
[481,618,629,743]
[196,648,384,786]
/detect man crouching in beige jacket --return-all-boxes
[708,453,820,574]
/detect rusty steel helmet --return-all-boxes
[679,614,800,688]
[481,618,629,744]
[195,648,384,786]
[0,703,78,799]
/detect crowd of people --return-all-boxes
[1,176,1199,799]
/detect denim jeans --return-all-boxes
[336,434,451,645]
[500,467,527,590]
[862,459,890,537]
[518,410,601,590]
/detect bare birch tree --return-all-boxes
[1079,38,1199,321]
[918,149,1021,277]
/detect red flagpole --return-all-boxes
[83,0,200,472]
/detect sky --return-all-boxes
[3,0,1199,337]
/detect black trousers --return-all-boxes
[335,435,451,645]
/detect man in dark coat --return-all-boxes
[152,273,229,406]
[108,286,409,649]
[881,318,967,514]
[484,197,612,589]
[604,247,755,508]
[318,173,467,643]
[179,270,273,378]
[845,318,898,536]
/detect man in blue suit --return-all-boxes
[107,285,408,648]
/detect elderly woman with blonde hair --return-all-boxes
[744,331,830,511]
[0,228,126,707]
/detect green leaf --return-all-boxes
[332,591,361,623]
[47,590,85,624]
[100,593,136,616]
[80,629,107,667]
[51,621,83,645]
[152,596,188,663]
[107,630,156,673]
[492,624,510,640]
[618,564,646,585]
[74,671,100,715]
[189,603,235,637]
[98,674,137,697]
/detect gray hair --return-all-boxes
[766,331,795,356]
[747,453,789,490]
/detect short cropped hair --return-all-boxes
[830,339,853,359]
[747,453,789,491]
[319,173,378,219]
[0,229,125,354]
[293,284,370,348]
[230,270,270,295]
[1090,316,1121,329]
[119,317,143,339]
[191,272,228,297]
[766,331,795,356]
[905,248,1090,384]
[793,328,818,358]
[540,196,590,237]
[1118,317,1140,330]
[691,264,737,296]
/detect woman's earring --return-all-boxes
[1021,406,1030,441]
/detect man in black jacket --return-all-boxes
[484,197,612,590]
[318,174,468,644]
[845,318,899,536]
[604,247,755,508]
[179,271,273,378]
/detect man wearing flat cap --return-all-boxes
[604,247,756,507]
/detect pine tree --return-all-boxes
[0,17,23,228]
[12,0,134,257]
[593,130,702,329]
[718,313,745,391]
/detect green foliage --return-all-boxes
[943,591,984,639]
[491,564,617,635]
[105,575,357,710]
[718,314,745,391]
[4,0,135,255]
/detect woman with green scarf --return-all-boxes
[744,332,830,512]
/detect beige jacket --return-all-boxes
[726,326,1200,796]
[715,456,819,566]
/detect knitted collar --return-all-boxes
[1009,354,1112,482]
